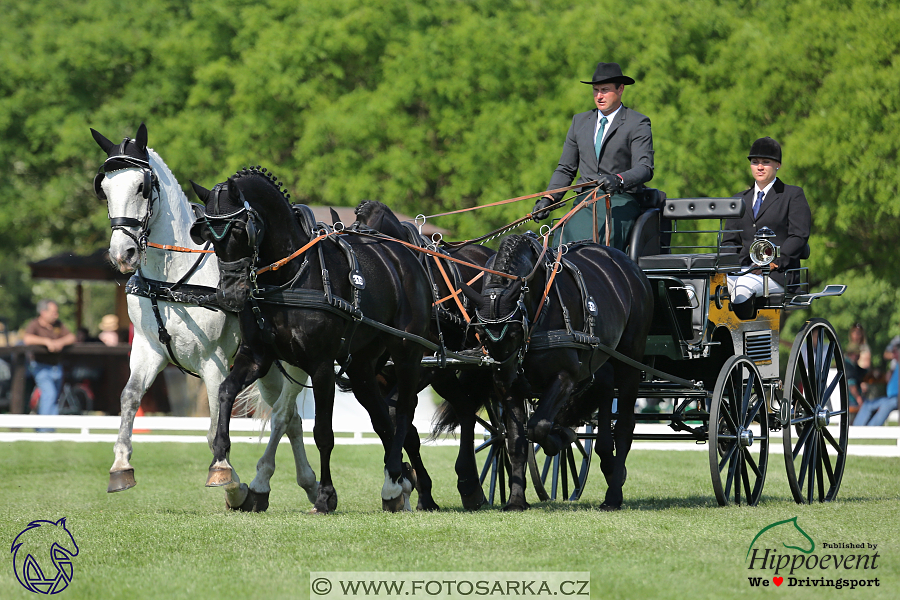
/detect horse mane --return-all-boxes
[230,165,293,208]
[486,235,534,286]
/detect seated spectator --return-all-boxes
[98,314,121,347]
[22,299,76,429]
[844,344,865,418]
[855,344,899,426]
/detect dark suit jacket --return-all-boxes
[545,105,654,200]
[722,178,811,287]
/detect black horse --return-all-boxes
[461,233,654,510]
[352,200,497,509]
[190,169,433,513]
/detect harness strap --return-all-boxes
[146,242,215,253]
[256,230,337,275]
[148,294,200,379]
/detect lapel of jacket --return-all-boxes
[598,106,626,159]
[578,110,599,168]
[755,178,783,221]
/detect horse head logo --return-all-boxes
[11,518,79,594]
[746,516,815,560]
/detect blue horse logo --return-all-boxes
[11,518,79,594]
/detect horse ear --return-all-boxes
[135,123,148,150]
[459,281,483,305]
[90,128,115,154]
[329,208,341,225]
[227,178,242,204]
[190,180,211,204]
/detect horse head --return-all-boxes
[190,167,295,312]
[462,234,537,391]
[91,123,159,273]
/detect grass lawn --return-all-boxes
[0,441,896,599]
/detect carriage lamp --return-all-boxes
[749,227,779,297]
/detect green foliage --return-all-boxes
[0,0,898,333]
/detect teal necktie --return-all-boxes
[595,116,608,159]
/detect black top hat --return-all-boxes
[748,137,782,163]
[580,62,636,85]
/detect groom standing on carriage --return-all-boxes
[532,62,654,251]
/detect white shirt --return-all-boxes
[753,178,777,213]
[595,104,622,148]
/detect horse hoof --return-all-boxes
[225,482,249,509]
[502,501,530,512]
[382,494,406,513]
[599,501,622,512]
[107,469,136,493]
[243,490,269,512]
[416,498,440,512]
[206,468,233,487]
[314,486,337,514]
[460,489,487,511]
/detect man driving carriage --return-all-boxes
[532,62,654,251]
[721,137,811,318]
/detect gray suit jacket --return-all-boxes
[545,105,654,200]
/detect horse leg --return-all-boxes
[431,370,487,509]
[345,353,411,512]
[207,348,266,488]
[108,340,166,492]
[310,361,339,514]
[589,365,617,488]
[284,386,319,504]
[600,363,641,511]
[526,370,576,456]
[502,394,530,512]
[383,347,424,512]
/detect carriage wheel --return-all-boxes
[527,425,593,502]
[782,318,849,503]
[474,399,511,506]
[709,355,770,506]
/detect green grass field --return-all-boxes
[0,441,896,599]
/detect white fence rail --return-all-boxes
[1,415,898,455]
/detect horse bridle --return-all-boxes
[94,140,159,251]
[196,184,265,283]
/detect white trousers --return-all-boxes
[727,273,783,304]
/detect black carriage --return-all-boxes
[474,192,848,507]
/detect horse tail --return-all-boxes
[428,398,484,440]
[234,382,273,443]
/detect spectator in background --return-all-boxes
[844,344,865,419]
[848,323,871,371]
[855,343,899,426]
[98,314,120,347]
[22,300,76,424]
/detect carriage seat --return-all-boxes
[638,252,742,274]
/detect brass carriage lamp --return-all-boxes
[749,227,779,297]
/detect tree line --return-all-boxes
[1,0,899,358]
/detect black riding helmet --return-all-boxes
[747,136,782,163]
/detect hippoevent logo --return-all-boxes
[10,518,79,594]
[745,517,880,590]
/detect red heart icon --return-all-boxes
[773,577,783,586]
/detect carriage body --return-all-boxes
[490,193,849,507]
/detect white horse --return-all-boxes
[91,123,317,511]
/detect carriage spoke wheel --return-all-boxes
[474,399,511,506]
[782,318,849,504]
[527,425,593,502]
[709,355,769,506]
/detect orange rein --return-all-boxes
[146,242,214,253]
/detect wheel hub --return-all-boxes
[816,408,830,429]
[739,428,754,447]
